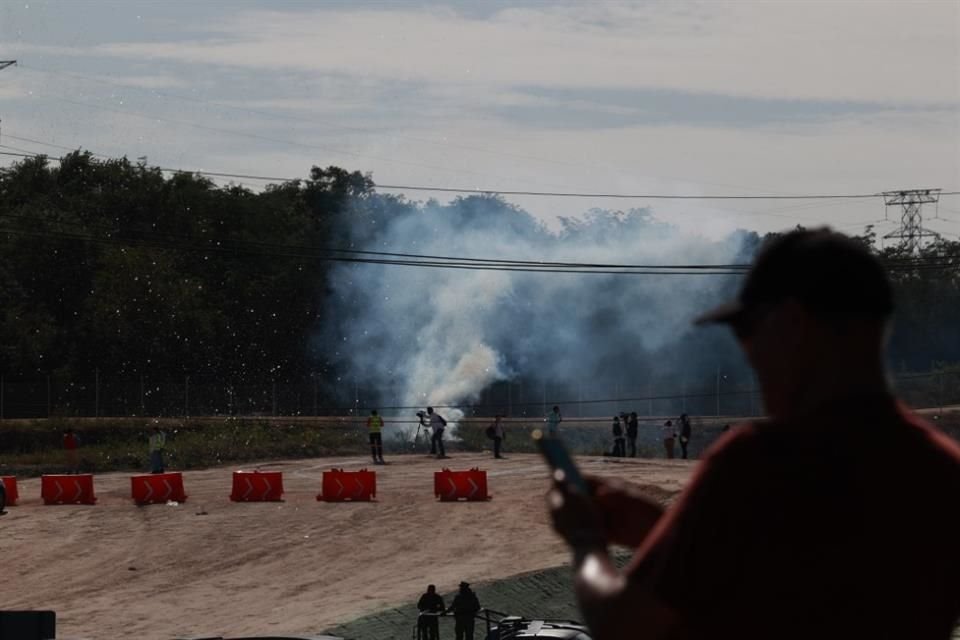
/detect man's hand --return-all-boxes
[548,473,664,550]
[589,476,665,548]
[547,470,608,554]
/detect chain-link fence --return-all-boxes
[1,370,958,421]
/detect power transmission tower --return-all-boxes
[881,188,941,253]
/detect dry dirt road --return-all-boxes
[1,452,695,639]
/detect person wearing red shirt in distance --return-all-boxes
[63,427,81,474]
[547,228,960,639]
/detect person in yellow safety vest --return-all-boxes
[149,425,166,474]
[367,409,385,465]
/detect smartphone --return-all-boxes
[533,429,590,494]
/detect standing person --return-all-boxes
[417,584,445,640]
[426,407,447,459]
[63,428,80,473]
[546,405,562,436]
[627,412,639,457]
[678,413,692,459]
[367,409,385,464]
[447,581,481,640]
[662,419,676,459]
[547,228,960,639]
[148,425,166,474]
[488,414,505,459]
[611,416,625,457]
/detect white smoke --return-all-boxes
[321,195,753,424]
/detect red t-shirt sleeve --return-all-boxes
[627,429,759,622]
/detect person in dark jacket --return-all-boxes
[627,412,639,457]
[678,413,692,459]
[447,581,481,640]
[417,584,445,640]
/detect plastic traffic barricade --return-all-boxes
[318,468,376,502]
[230,470,284,502]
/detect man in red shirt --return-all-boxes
[548,228,960,638]
[63,428,80,474]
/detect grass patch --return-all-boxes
[3,412,958,477]
[0,417,375,477]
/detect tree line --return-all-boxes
[1,152,958,412]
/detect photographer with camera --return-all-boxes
[419,407,448,459]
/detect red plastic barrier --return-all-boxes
[41,474,96,505]
[131,472,188,505]
[434,468,490,502]
[230,470,284,502]
[318,468,376,502]
[1,476,19,506]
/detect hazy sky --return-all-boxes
[1,0,958,239]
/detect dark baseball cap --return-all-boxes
[695,228,894,331]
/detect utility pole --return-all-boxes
[882,189,941,253]
[0,61,17,145]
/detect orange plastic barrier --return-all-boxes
[230,470,284,502]
[434,468,490,502]
[130,472,188,505]
[41,474,96,505]
[1,476,19,506]
[318,468,376,502]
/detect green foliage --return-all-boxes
[0,154,372,387]
[0,417,373,476]
[2,151,960,421]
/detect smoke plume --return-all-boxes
[321,195,756,428]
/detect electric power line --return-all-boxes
[5,144,957,202]
[1,214,957,276]
[22,62,846,200]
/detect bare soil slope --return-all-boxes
[1,452,693,639]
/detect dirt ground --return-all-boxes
[1,452,695,639]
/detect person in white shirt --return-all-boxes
[662,419,676,459]
[545,405,562,436]
[426,406,448,459]
[489,414,505,459]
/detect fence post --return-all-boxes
[578,381,583,418]
[715,367,720,417]
[939,371,944,416]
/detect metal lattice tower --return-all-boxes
[881,189,941,253]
